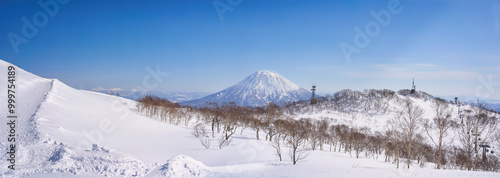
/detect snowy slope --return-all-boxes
[294,90,500,156]
[1,60,500,177]
[0,60,155,177]
[0,61,282,177]
[182,70,311,107]
[0,60,52,148]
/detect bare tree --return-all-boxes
[315,119,329,151]
[424,99,453,169]
[220,103,239,141]
[286,120,308,165]
[192,124,211,149]
[388,98,424,168]
[457,100,498,170]
[206,102,221,137]
[238,107,252,135]
[385,130,404,169]
[264,103,282,141]
[351,128,366,158]
[270,135,283,161]
[472,101,497,170]
[336,124,349,152]
[250,107,265,140]
[218,135,231,149]
[328,125,339,152]
[457,109,476,170]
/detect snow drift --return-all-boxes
[0,60,200,177]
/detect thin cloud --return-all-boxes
[369,63,441,71]
[348,70,477,80]
[350,63,476,80]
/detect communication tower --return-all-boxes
[410,78,416,94]
[310,85,317,105]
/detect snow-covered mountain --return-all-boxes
[182,70,311,107]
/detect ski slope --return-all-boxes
[1,59,499,177]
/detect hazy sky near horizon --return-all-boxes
[1,0,500,99]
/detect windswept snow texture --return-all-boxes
[182,70,311,107]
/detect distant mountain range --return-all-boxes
[438,95,500,112]
[181,70,312,107]
[91,87,211,103]
[91,83,500,112]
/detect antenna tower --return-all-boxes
[456,97,464,125]
[410,78,416,94]
[310,85,317,105]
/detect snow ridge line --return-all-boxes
[23,79,56,145]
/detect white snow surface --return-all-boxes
[1,60,500,177]
[182,70,311,107]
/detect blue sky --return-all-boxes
[1,0,499,99]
